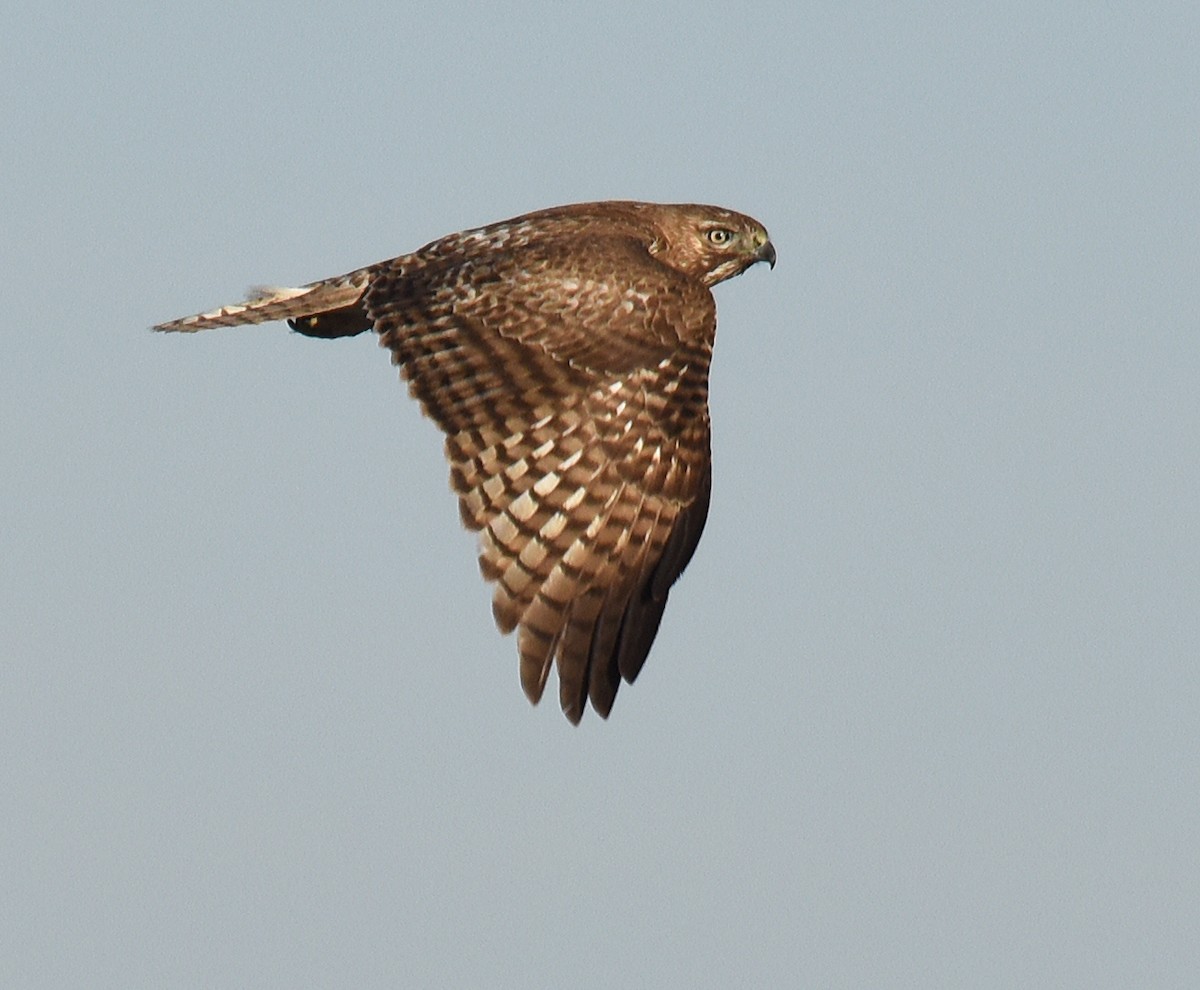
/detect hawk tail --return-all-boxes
[152,269,373,336]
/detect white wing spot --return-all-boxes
[482,475,507,504]
[540,511,568,541]
[518,537,548,571]
[502,561,536,597]
[489,512,520,547]
[563,541,590,568]
[533,471,560,497]
[510,490,538,523]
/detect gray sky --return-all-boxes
[3,2,1197,987]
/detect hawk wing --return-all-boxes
[369,233,716,722]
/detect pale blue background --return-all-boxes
[3,3,1197,987]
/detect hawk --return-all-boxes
[155,201,775,722]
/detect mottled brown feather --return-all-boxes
[153,200,773,722]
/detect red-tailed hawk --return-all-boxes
[155,201,775,722]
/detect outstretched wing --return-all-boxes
[369,233,716,722]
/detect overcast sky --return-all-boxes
[3,2,1197,987]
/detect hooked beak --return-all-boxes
[757,239,777,269]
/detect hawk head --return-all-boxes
[649,204,776,287]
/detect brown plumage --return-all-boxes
[155,201,775,722]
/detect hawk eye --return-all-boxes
[706,228,734,246]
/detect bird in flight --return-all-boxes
[155,200,775,722]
